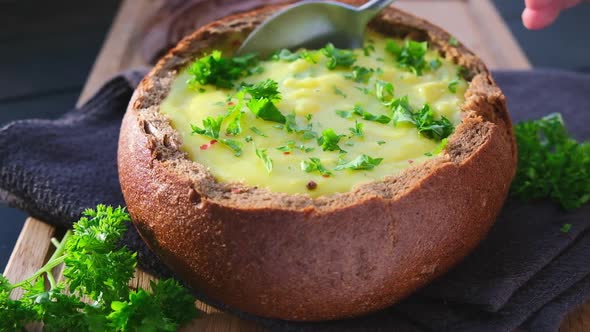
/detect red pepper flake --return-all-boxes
[210,139,218,145]
[283,152,291,155]
[322,174,330,178]
[228,101,235,106]
[231,188,243,194]
[200,144,209,150]
[306,181,318,190]
[408,159,414,164]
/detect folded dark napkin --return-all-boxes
[1,69,589,332]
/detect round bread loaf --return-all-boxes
[118,2,516,321]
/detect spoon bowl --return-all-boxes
[237,0,396,57]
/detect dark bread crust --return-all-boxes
[118,2,516,321]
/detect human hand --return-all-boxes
[522,0,589,29]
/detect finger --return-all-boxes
[522,6,561,29]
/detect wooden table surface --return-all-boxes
[3,0,589,331]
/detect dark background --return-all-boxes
[1,0,589,270]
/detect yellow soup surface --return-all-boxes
[160,31,466,197]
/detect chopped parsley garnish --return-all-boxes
[344,66,374,83]
[363,43,376,56]
[430,58,442,70]
[271,49,318,63]
[336,109,352,119]
[457,66,470,78]
[392,97,454,141]
[333,86,347,97]
[187,51,258,89]
[270,49,301,62]
[241,79,281,101]
[355,86,372,95]
[245,135,253,143]
[352,104,391,124]
[250,126,267,137]
[255,147,273,173]
[240,79,286,123]
[191,115,224,139]
[225,111,243,136]
[0,206,198,331]
[335,154,383,171]
[512,113,590,210]
[560,223,572,233]
[349,120,364,137]
[276,141,295,152]
[385,39,430,76]
[377,140,386,145]
[375,80,395,105]
[317,128,346,152]
[220,138,243,156]
[321,43,357,69]
[449,36,459,46]
[448,79,460,93]
[284,112,300,133]
[413,105,454,140]
[301,157,333,176]
[247,98,286,123]
[276,141,312,153]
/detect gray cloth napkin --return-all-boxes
[0,69,588,331]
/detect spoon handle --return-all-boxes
[358,0,397,22]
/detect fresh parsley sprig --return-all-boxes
[385,40,430,76]
[187,51,259,89]
[335,154,383,171]
[0,205,198,332]
[301,157,333,176]
[321,43,357,70]
[392,97,454,141]
[512,113,590,210]
[317,128,346,152]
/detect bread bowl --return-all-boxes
[118,1,516,321]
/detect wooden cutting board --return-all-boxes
[4,0,589,331]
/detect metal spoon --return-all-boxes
[237,0,397,57]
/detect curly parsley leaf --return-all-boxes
[301,157,333,176]
[344,66,374,83]
[270,49,301,62]
[414,105,454,140]
[0,206,199,331]
[512,113,590,210]
[220,138,243,156]
[250,126,267,137]
[448,79,460,93]
[255,146,273,173]
[187,51,258,89]
[317,128,346,152]
[241,79,281,102]
[352,104,391,124]
[191,115,224,139]
[335,154,383,171]
[392,97,454,141]
[321,43,357,69]
[375,80,395,106]
[226,111,243,136]
[349,120,364,137]
[242,79,286,123]
[247,98,286,123]
[386,39,429,75]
